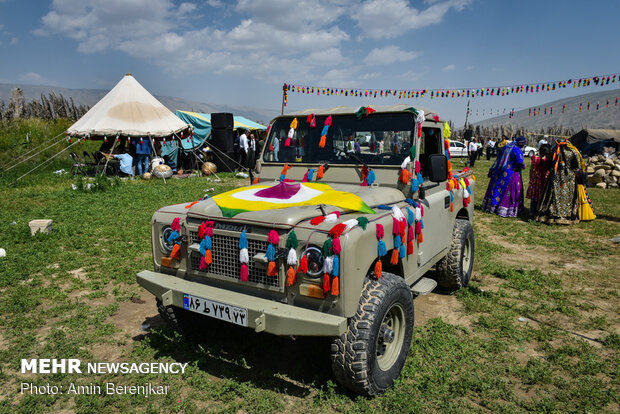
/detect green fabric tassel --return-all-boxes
[286,230,298,249]
[410,145,417,159]
[356,216,369,230]
[404,107,419,116]
[355,106,367,120]
[322,238,332,256]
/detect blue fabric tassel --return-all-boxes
[332,255,339,276]
[399,243,406,258]
[279,174,286,182]
[200,238,210,255]
[405,198,414,205]
[394,235,401,248]
[411,178,419,192]
[167,230,179,244]
[378,240,387,257]
[308,168,314,181]
[367,170,375,185]
[239,230,247,249]
[445,149,450,159]
[265,244,275,261]
[407,208,415,225]
[321,125,329,136]
[421,220,424,229]
[450,192,454,201]
[377,204,392,210]
[417,172,423,183]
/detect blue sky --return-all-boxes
[0,0,619,124]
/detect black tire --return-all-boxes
[156,299,204,333]
[528,150,535,157]
[330,273,414,396]
[435,219,475,289]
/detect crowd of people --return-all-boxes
[480,135,595,224]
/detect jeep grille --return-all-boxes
[189,231,279,288]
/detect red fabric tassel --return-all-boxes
[171,217,181,232]
[240,263,248,281]
[310,215,326,225]
[399,169,411,184]
[286,266,296,286]
[302,171,309,182]
[408,225,414,241]
[198,222,207,240]
[374,260,382,278]
[415,221,422,236]
[376,223,384,240]
[361,179,368,186]
[297,255,308,273]
[204,249,212,264]
[323,273,331,293]
[390,248,399,265]
[200,256,207,270]
[319,135,326,148]
[267,261,277,276]
[306,114,313,124]
[331,276,339,296]
[414,160,421,174]
[361,165,369,181]
[393,218,400,235]
[400,219,407,238]
[450,202,454,212]
[329,223,346,238]
[331,238,341,254]
[171,244,181,260]
[267,230,280,245]
[407,240,414,255]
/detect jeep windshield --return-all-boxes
[263,113,414,166]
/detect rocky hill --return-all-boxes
[473,88,620,132]
[0,83,278,125]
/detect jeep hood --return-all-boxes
[185,183,404,226]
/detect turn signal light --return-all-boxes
[161,256,173,268]
[299,283,325,299]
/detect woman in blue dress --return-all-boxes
[482,136,527,217]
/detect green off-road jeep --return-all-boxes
[137,104,475,395]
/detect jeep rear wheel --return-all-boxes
[330,273,414,396]
[435,219,475,289]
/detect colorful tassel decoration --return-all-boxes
[390,248,399,265]
[302,171,309,182]
[307,169,314,181]
[170,217,181,232]
[267,260,277,277]
[356,217,369,230]
[374,260,382,278]
[317,165,324,179]
[240,263,249,282]
[417,231,423,243]
[366,170,375,185]
[268,229,280,245]
[322,239,332,256]
[376,223,385,240]
[323,273,331,293]
[252,177,259,184]
[298,254,308,273]
[331,237,341,254]
[407,240,414,255]
[378,240,387,256]
[204,249,212,264]
[310,215,326,225]
[324,212,340,223]
[332,255,340,276]
[331,276,339,296]
[399,244,406,258]
[171,244,181,260]
[329,223,346,238]
[286,266,296,286]
[319,135,327,148]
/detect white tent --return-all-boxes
[67,73,190,138]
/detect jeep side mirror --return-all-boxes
[428,154,448,182]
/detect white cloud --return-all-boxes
[353,0,471,39]
[206,0,224,7]
[399,71,421,81]
[466,65,474,70]
[10,36,18,45]
[442,64,455,71]
[363,45,419,65]
[35,0,353,84]
[19,72,49,84]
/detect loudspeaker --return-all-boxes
[211,112,234,130]
[211,150,236,173]
[464,129,473,140]
[212,128,233,152]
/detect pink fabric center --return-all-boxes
[255,181,301,200]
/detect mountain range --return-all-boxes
[0,82,279,125]
[472,88,620,131]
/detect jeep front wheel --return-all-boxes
[330,272,414,396]
[435,219,475,289]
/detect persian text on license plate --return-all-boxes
[182,293,248,327]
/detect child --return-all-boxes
[526,144,551,215]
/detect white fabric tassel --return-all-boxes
[415,207,422,221]
[323,255,334,274]
[287,248,297,266]
[400,156,411,170]
[324,213,339,223]
[343,219,358,231]
[391,206,405,220]
[288,128,295,138]
[239,248,249,264]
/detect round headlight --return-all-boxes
[160,226,174,254]
[305,246,324,277]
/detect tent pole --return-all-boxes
[100,134,119,177]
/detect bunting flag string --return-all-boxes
[467,98,618,120]
[282,73,619,106]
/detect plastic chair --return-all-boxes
[69,152,88,176]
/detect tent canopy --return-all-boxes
[569,129,620,156]
[175,110,266,148]
[67,74,190,139]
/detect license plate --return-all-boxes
[182,293,248,327]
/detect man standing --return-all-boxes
[468,138,478,167]
[486,138,495,160]
[238,129,248,169]
[537,135,548,150]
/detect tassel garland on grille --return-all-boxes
[197,220,214,270]
[285,230,298,286]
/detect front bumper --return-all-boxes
[137,270,347,336]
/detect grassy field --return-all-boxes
[0,147,618,413]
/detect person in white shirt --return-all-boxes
[537,135,548,150]
[469,138,478,167]
[486,138,496,160]
[238,130,248,168]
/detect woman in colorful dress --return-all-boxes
[535,140,594,224]
[482,136,527,217]
[526,144,551,215]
